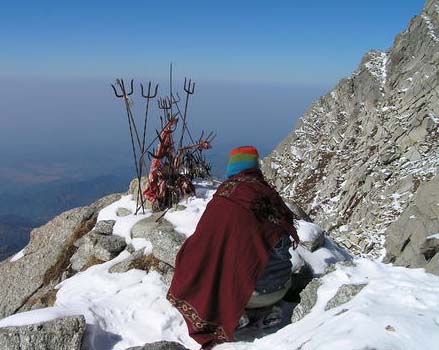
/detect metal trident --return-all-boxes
[111,79,145,212]
[178,78,196,150]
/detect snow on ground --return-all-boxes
[0,183,438,350]
[216,259,439,350]
[97,195,151,244]
[9,249,25,262]
[164,180,218,237]
[0,252,198,350]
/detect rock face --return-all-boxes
[0,315,86,350]
[0,194,121,319]
[291,262,366,323]
[384,175,439,274]
[262,0,439,264]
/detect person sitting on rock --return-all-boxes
[167,146,300,350]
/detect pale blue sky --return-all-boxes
[0,0,424,84]
[0,0,426,185]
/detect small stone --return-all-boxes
[93,220,116,235]
[125,341,188,350]
[385,325,396,332]
[93,235,127,261]
[116,208,132,217]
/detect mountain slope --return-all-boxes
[262,0,439,263]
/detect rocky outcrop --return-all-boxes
[291,262,366,323]
[131,213,186,268]
[324,283,367,311]
[384,175,439,274]
[262,0,439,265]
[126,341,188,350]
[0,194,121,319]
[109,249,174,287]
[70,231,127,272]
[290,278,322,323]
[0,315,86,350]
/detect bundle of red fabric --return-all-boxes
[167,168,300,349]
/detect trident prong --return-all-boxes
[140,81,158,99]
[111,79,134,98]
[158,97,172,110]
[184,78,195,95]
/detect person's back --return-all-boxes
[167,146,300,349]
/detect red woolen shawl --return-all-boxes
[167,168,300,349]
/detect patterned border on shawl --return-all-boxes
[167,291,229,342]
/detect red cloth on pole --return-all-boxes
[167,168,300,349]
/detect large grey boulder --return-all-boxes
[0,315,86,350]
[291,278,322,323]
[0,194,121,318]
[384,175,439,274]
[261,0,439,261]
[126,341,188,350]
[131,213,186,268]
[70,231,127,272]
[291,261,360,323]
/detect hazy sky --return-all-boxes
[0,0,425,186]
[0,1,424,83]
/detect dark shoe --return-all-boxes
[259,305,283,328]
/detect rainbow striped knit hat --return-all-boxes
[225,146,260,178]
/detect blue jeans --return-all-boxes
[254,234,292,294]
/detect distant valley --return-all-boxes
[0,171,133,261]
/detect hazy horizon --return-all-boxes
[0,76,329,191]
[0,0,425,191]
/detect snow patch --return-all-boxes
[421,14,439,42]
[365,51,388,85]
[10,249,25,262]
[131,238,153,255]
[97,195,151,243]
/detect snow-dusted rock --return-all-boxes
[290,278,322,323]
[131,214,186,268]
[324,283,367,311]
[108,250,174,286]
[70,231,127,272]
[384,175,439,274]
[0,315,85,350]
[0,194,121,319]
[261,0,439,262]
[296,220,325,252]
